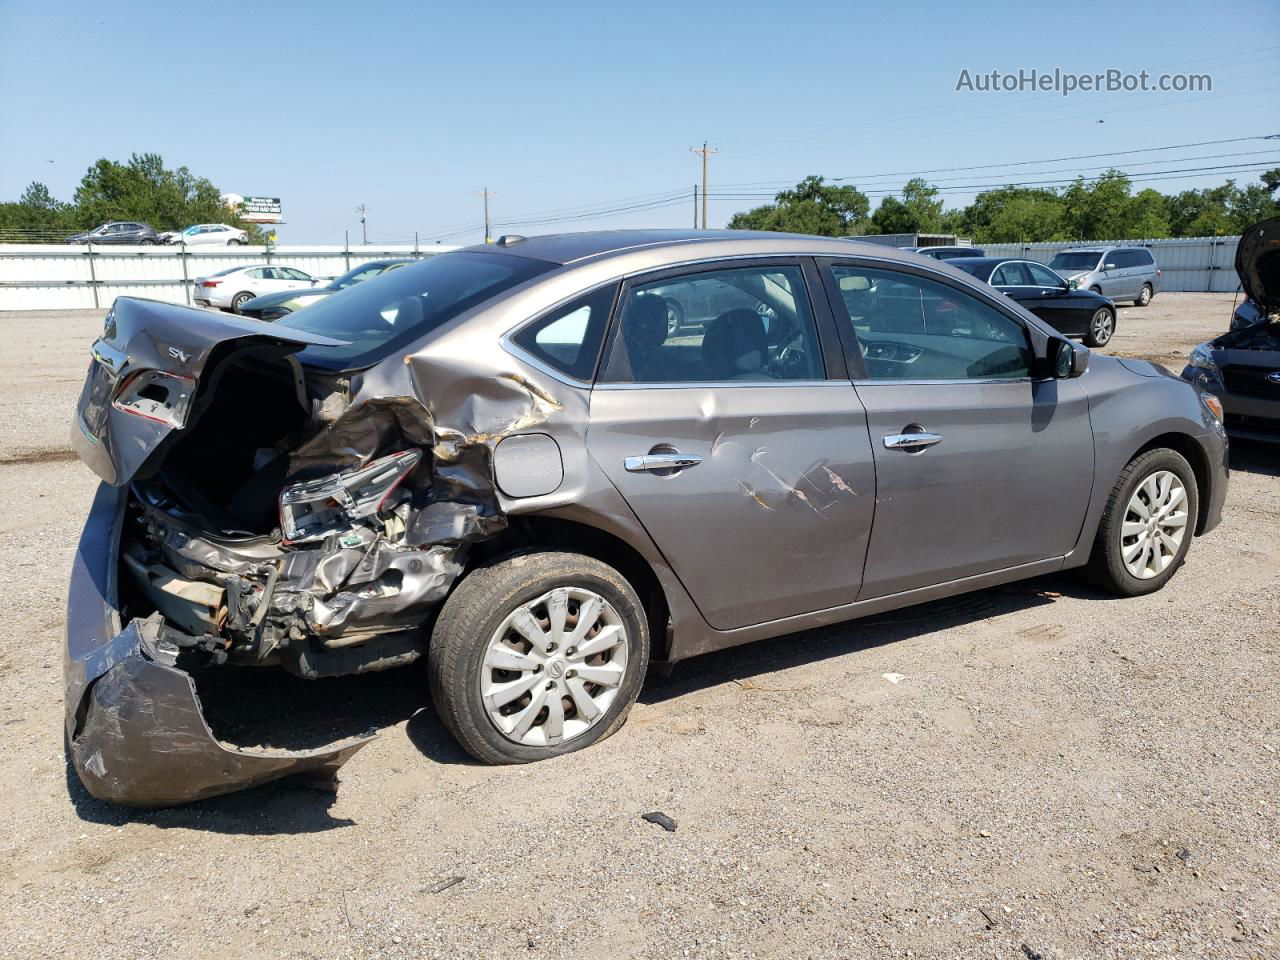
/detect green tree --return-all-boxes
[72,152,246,232]
[1127,188,1171,238]
[727,175,870,236]
[869,178,944,235]
[1061,169,1135,239]
[959,186,1066,243]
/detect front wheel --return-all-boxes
[1085,448,1198,597]
[1083,307,1115,347]
[428,552,650,764]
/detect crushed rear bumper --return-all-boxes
[64,483,372,808]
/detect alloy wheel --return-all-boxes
[1120,470,1189,579]
[480,587,628,747]
[1090,308,1114,346]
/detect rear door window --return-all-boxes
[992,262,1033,286]
[599,263,823,383]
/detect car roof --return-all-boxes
[456,229,939,268]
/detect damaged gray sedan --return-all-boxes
[65,230,1229,806]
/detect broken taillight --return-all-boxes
[279,450,422,543]
[111,369,196,427]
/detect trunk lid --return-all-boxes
[1235,217,1280,312]
[73,297,349,486]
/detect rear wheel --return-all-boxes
[663,297,685,337]
[1135,283,1152,307]
[1085,448,1198,597]
[1083,307,1115,347]
[230,291,255,312]
[428,552,649,764]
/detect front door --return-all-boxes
[587,260,876,630]
[820,260,1095,599]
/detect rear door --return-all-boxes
[586,259,877,630]
[819,259,1094,598]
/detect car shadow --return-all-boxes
[640,573,1078,705]
[1229,440,1279,476]
[65,744,360,834]
[61,571,1099,830]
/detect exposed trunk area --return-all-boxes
[146,351,311,536]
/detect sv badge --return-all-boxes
[167,346,191,364]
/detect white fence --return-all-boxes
[980,235,1242,293]
[0,234,1246,310]
[0,243,460,311]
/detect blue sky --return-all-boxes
[2,0,1278,243]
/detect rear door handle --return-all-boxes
[883,432,943,451]
[624,453,703,473]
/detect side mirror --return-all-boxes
[1103,262,1117,272]
[1051,339,1088,379]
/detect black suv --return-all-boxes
[1181,217,1280,444]
[66,221,160,245]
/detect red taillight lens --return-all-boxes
[201,280,221,287]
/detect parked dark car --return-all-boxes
[65,230,1226,806]
[239,259,415,320]
[1181,216,1280,443]
[66,221,160,245]
[903,245,986,260]
[950,256,1118,347]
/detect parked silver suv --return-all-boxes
[1048,246,1161,306]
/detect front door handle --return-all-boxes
[883,432,943,451]
[624,452,703,473]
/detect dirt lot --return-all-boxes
[0,294,1276,960]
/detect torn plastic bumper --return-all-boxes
[65,484,372,808]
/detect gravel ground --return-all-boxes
[0,295,1276,960]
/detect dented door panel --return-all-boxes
[588,383,876,630]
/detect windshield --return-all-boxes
[330,261,402,290]
[1049,252,1102,271]
[279,251,556,370]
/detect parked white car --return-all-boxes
[193,265,320,312]
[162,223,249,246]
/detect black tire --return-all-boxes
[1089,285,1102,294]
[140,238,155,245]
[1084,448,1198,597]
[230,291,255,312]
[1082,307,1116,348]
[428,551,649,764]
[663,297,685,337]
[1134,283,1152,307]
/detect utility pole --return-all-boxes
[693,184,698,228]
[357,204,367,244]
[689,142,717,229]
[476,187,494,243]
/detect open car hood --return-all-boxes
[72,297,349,486]
[1235,217,1280,312]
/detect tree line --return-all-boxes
[0,153,263,240]
[727,168,1280,242]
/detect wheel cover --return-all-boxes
[1121,470,1189,579]
[480,587,628,747]
[1140,286,1151,303]
[1091,309,1113,344]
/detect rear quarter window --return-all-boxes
[512,284,617,381]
